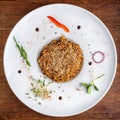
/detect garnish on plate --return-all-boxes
[92,51,105,64]
[35,27,39,32]
[13,36,31,67]
[47,16,70,32]
[18,70,22,74]
[77,25,81,30]
[81,72,105,94]
[29,76,52,99]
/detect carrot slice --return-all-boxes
[47,16,70,32]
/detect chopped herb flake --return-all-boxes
[30,76,52,99]
[28,96,31,99]
[25,93,29,95]
[38,102,41,105]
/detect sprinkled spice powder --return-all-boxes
[90,51,92,54]
[58,86,61,89]
[76,88,81,91]
[88,44,90,46]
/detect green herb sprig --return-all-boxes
[81,74,105,94]
[13,36,31,66]
[29,76,52,99]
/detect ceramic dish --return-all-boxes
[3,4,117,117]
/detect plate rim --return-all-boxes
[3,3,117,117]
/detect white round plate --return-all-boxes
[3,4,117,117]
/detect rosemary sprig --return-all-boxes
[81,74,105,94]
[13,36,31,67]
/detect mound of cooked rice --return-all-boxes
[37,36,83,82]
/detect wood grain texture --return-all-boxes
[0,0,120,120]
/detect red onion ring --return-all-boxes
[92,51,105,63]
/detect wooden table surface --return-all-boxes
[0,0,120,120]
